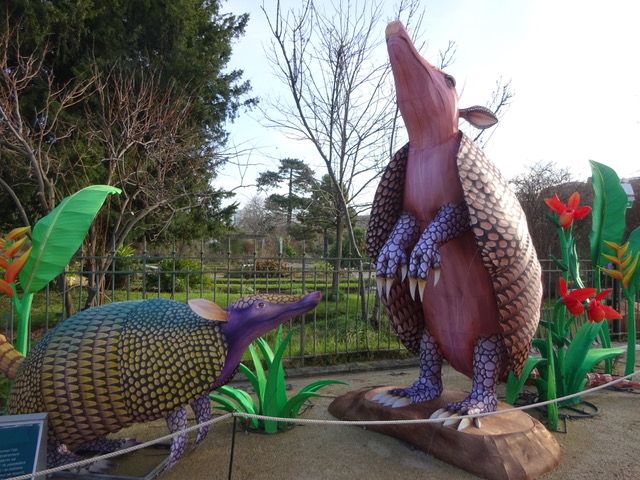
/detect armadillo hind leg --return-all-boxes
[190,393,211,446]
[76,437,139,454]
[431,334,506,430]
[408,201,470,300]
[47,441,111,473]
[164,406,189,469]
[375,212,420,297]
[372,330,443,408]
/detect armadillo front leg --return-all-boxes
[190,393,211,446]
[372,330,443,407]
[376,212,420,296]
[164,407,189,469]
[409,201,470,300]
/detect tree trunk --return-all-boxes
[332,214,344,297]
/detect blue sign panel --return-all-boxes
[0,413,47,480]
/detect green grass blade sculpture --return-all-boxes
[211,325,346,433]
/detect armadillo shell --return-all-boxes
[366,134,542,376]
[8,299,226,448]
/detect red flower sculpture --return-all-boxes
[559,278,595,315]
[544,192,592,229]
[586,290,622,323]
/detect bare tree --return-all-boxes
[0,24,229,309]
[235,196,278,236]
[262,0,404,264]
[510,161,573,257]
[0,25,95,217]
[469,77,514,146]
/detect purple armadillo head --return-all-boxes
[385,21,498,149]
[189,291,322,385]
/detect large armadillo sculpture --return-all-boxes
[368,21,542,428]
[0,291,321,470]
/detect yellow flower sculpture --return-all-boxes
[601,240,639,289]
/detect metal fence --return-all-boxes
[0,252,633,366]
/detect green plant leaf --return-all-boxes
[279,392,322,419]
[256,337,275,368]
[549,254,567,272]
[242,344,267,411]
[216,385,257,415]
[280,379,347,418]
[505,357,546,405]
[263,329,294,433]
[566,347,625,394]
[209,392,259,429]
[627,226,640,294]
[208,394,240,413]
[19,185,121,293]
[296,379,347,396]
[532,338,548,360]
[567,236,583,287]
[564,322,601,383]
[545,331,559,431]
[589,161,628,269]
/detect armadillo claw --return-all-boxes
[418,279,427,301]
[473,417,482,429]
[401,265,408,282]
[430,408,446,419]
[457,417,472,431]
[376,277,384,298]
[371,391,385,402]
[391,397,411,408]
[385,278,394,297]
[442,415,462,427]
[433,268,441,287]
[409,277,418,301]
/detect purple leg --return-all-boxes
[447,334,505,415]
[408,201,470,299]
[190,394,211,446]
[77,437,139,454]
[47,441,83,468]
[47,441,111,473]
[373,330,443,407]
[165,407,188,469]
[376,212,420,295]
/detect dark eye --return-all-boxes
[444,73,456,88]
[257,302,265,309]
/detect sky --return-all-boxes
[219,0,640,208]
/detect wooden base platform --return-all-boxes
[328,387,561,480]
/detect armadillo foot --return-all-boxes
[47,441,112,473]
[372,330,443,407]
[432,334,505,430]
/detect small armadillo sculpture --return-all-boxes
[0,291,321,470]
[367,21,542,428]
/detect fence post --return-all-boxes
[300,240,306,365]
[171,242,177,299]
[142,238,148,299]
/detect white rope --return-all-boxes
[7,369,639,480]
[6,413,234,480]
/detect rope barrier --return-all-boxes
[6,413,234,480]
[7,369,639,480]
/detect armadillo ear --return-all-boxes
[459,106,498,129]
[188,299,229,322]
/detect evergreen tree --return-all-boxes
[256,158,317,228]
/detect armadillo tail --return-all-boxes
[0,333,24,379]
